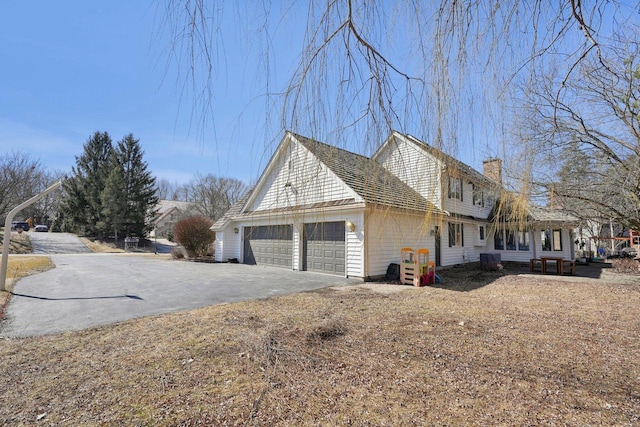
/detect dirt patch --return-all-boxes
[0,265,639,425]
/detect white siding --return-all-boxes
[486,227,575,263]
[366,209,436,277]
[442,179,494,219]
[440,221,496,266]
[214,226,243,262]
[375,135,495,219]
[248,140,359,212]
[214,231,224,262]
[533,227,574,260]
[375,136,442,208]
[486,229,535,263]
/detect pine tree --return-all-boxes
[102,134,158,238]
[60,131,113,235]
[100,157,127,240]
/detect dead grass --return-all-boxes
[0,256,54,317]
[0,230,32,254]
[0,266,639,425]
[79,237,125,253]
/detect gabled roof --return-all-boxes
[157,199,195,214]
[212,132,442,231]
[292,133,440,213]
[155,200,197,223]
[377,131,498,187]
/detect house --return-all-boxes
[152,200,198,239]
[212,131,577,279]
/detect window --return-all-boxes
[448,176,463,201]
[472,184,484,207]
[494,229,504,250]
[553,229,563,251]
[541,229,562,251]
[505,230,517,250]
[478,225,486,242]
[518,231,530,251]
[448,223,464,247]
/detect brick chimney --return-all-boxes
[483,158,502,184]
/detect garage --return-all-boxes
[303,221,346,275]
[243,225,293,268]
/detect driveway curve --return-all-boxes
[0,254,361,338]
[27,231,91,254]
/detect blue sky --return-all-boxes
[2,2,636,189]
[0,2,284,185]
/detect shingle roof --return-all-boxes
[211,189,253,230]
[527,205,578,224]
[396,132,497,186]
[292,133,440,214]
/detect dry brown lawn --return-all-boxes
[0,230,32,254]
[79,237,125,253]
[1,264,639,426]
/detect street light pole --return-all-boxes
[1,180,62,291]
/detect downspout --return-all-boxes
[363,210,369,280]
[1,180,63,291]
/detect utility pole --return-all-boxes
[1,180,62,291]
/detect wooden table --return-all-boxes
[540,257,564,274]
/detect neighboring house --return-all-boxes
[212,131,577,279]
[152,200,197,238]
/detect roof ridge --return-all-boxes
[289,132,370,160]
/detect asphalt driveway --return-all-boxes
[27,231,92,254]
[1,254,361,338]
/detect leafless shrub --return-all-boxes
[611,258,640,275]
[171,246,185,260]
[174,215,215,258]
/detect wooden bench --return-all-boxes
[561,259,576,275]
[529,258,542,272]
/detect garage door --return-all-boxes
[303,221,346,275]
[243,225,293,268]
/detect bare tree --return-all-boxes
[185,174,247,221]
[155,178,186,201]
[516,25,640,229]
[158,1,627,159]
[0,152,46,223]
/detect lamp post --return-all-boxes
[1,180,62,291]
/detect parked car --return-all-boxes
[10,221,30,232]
[619,246,637,258]
[34,225,48,232]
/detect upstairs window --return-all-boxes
[472,184,484,207]
[448,176,463,201]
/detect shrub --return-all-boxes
[171,247,185,260]
[173,215,215,258]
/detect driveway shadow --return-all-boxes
[10,292,143,301]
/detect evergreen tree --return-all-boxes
[60,131,113,235]
[100,157,127,240]
[102,134,158,237]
